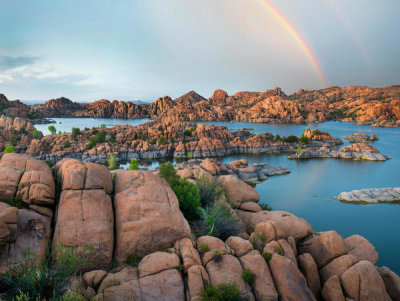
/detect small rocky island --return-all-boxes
[344,132,379,143]
[338,187,400,203]
[0,153,399,300]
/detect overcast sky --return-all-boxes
[0,0,399,102]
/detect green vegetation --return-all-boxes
[259,203,272,211]
[84,127,90,131]
[2,244,92,300]
[100,124,106,128]
[91,127,99,135]
[86,138,96,149]
[196,173,224,207]
[95,131,106,143]
[184,127,196,137]
[158,135,166,145]
[126,254,140,266]
[2,198,26,209]
[19,127,26,134]
[128,159,140,170]
[201,283,241,301]
[242,268,256,285]
[278,245,284,256]
[262,252,272,262]
[9,135,17,146]
[162,248,172,253]
[63,140,71,148]
[139,133,147,140]
[177,264,185,273]
[32,128,40,139]
[198,241,209,253]
[159,162,201,220]
[4,145,15,153]
[48,125,57,135]
[299,135,309,144]
[284,135,298,143]
[158,125,163,131]
[212,249,222,262]
[273,134,281,142]
[108,153,119,170]
[46,160,54,168]
[200,200,240,240]
[71,127,80,140]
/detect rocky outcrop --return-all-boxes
[338,187,400,203]
[113,170,191,262]
[4,84,400,126]
[0,116,41,152]
[52,159,114,270]
[175,158,290,184]
[0,154,54,272]
[0,154,399,300]
[302,128,343,145]
[288,142,390,161]
[27,118,301,162]
[344,132,378,143]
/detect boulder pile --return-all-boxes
[0,154,399,300]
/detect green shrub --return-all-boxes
[86,138,96,149]
[4,145,15,153]
[273,134,281,142]
[278,245,284,256]
[159,162,201,220]
[158,135,166,145]
[184,127,195,137]
[212,249,222,262]
[158,125,163,131]
[32,128,40,139]
[139,133,147,140]
[100,124,106,129]
[2,198,26,209]
[285,135,298,143]
[299,135,309,144]
[162,248,172,253]
[2,244,92,300]
[91,127,98,135]
[48,125,57,135]
[9,135,17,146]
[200,200,241,240]
[262,252,272,262]
[177,264,185,273]
[95,131,106,143]
[126,254,140,266]
[259,203,272,211]
[84,127,90,131]
[63,140,71,148]
[201,283,241,301]
[128,159,140,170]
[199,241,209,253]
[108,153,119,170]
[242,268,256,285]
[46,160,54,168]
[196,173,224,207]
[71,127,80,140]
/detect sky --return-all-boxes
[0,0,399,102]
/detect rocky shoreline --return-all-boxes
[338,187,400,203]
[0,153,399,300]
[288,143,390,161]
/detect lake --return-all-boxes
[35,117,150,135]
[36,118,400,273]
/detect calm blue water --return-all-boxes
[35,118,150,135]
[201,121,400,273]
[36,118,400,272]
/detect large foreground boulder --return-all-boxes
[53,159,114,270]
[113,170,191,263]
[218,175,259,208]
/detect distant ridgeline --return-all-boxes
[1,85,400,127]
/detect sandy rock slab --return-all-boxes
[338,187,400,203]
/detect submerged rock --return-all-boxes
[338,187,400,203]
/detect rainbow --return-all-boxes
[258,0,329,87]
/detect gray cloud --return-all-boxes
[0,55,39,71]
